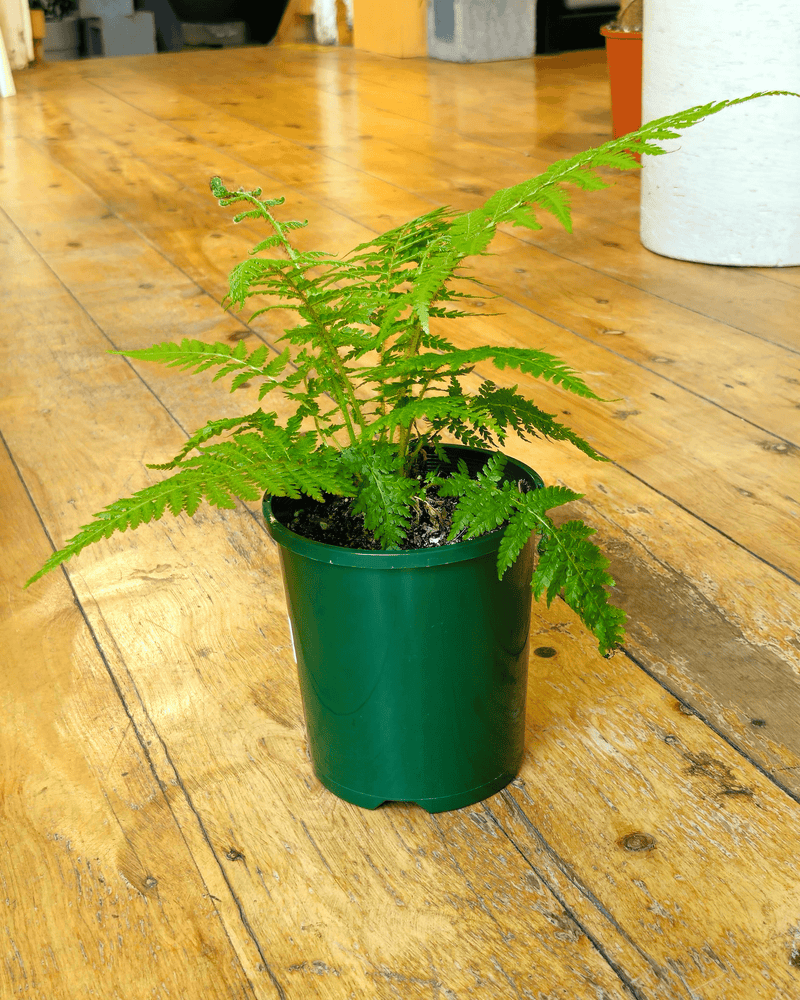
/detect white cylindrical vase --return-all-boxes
[640,1,800,267]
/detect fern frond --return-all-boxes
[356,346,605,400]
[113,339,291,392]
[340,447,420,548]
[24,467,235,589]
[182,433,354,501]
[472,382,606,460]
[368,395,502,440]
[495,487,625,656]
[249,236,286,254]
[426,467,624,655]
[146,410,279,470]
[210,176,282,209]
[495,485,582,577]
[507,206,544,231]
[529,186,574,232]
[448,90,800,250]
[24,436,357,587]
[534,520,627,656]
[430,453,519,540]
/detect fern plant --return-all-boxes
[25,90,798,656]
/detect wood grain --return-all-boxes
[2,43,799,999]
[0,437,263,999]
[0,210,636,1000]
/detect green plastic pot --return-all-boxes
[263,444,542,813]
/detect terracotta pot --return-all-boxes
[600,26,643,158]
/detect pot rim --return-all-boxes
[262,444,543,569]
[600,26,643,39]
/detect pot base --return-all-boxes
[315,766,519,814]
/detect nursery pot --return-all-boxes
[263,444,542,813]
[600,26,643,155]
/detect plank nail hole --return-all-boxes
[534,647,557,658]
[620,832,655,852]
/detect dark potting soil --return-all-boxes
[281,484,468,551]
[279,457,536,551]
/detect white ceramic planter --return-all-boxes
[640,0,800,266]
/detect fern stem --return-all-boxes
[395,324,426,467]
[239,189,368,448]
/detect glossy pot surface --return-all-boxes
[263,445,542,813]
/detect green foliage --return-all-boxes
[116,339,293,397]
[27,90,800,654]
[24,424,354,587]
[339,445,421,548]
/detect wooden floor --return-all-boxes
[2,42,799,1000]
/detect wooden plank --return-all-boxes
[4,66,799,781]
[490,596,800,1000]
[474,232,800,437]
[0,203,637,1000]
[15,126,798,587]
[15,64,798,406]
[0,433,262,1000]
[502,430,800,798]
[6,277,799,996]
[4,47,800,1000]
[510,212,800,355]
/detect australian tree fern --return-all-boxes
[26,90,800,655]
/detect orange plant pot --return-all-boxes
[600,26,643,160]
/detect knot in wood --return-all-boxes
[621,832,655,852]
